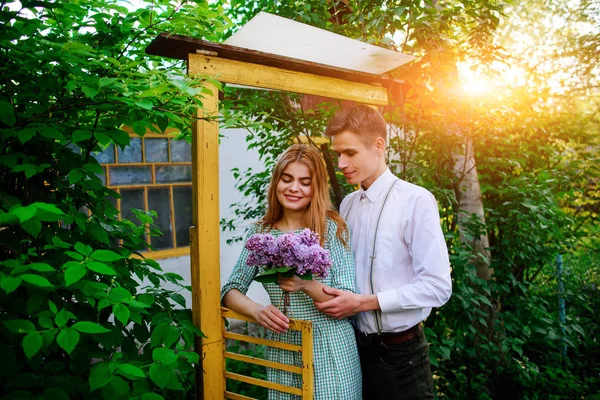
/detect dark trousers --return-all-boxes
[357,328,434,400]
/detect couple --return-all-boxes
[221,105,453,399]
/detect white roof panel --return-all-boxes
[224,12,414,75]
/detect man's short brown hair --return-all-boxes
[324,105,387,146]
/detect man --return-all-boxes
[315,105,452,399]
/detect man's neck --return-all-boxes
[361,164,388,190]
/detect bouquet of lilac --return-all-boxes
[245,228,332,283]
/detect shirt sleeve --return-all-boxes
[377,190,452,313]
[327,220,357,294]
[220,224,259,304]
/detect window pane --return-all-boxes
[94,145,115,164]
[148,188,173,250]
[109,166,152,186]
[173,186,192,248]
[117,137,142,163]
[155,165,192,183]
[171,139,192,162]
[120,189,145,222]
[145,138,169,163]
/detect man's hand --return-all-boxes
[252,305,289,334]
[314,286,363,319]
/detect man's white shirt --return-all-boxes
[340,169,452,334]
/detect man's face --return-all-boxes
[331,130,381,188]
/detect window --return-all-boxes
[95,132,193,259]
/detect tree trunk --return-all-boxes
[453,137,493,280]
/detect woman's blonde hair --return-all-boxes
[260,144,348,247]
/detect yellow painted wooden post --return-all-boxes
[190,81,225,399]
[301,322,314,399]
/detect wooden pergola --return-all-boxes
[145,32,399,399]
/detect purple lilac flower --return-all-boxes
[245,229,332,279]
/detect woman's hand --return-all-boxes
[278,274,308,293]
[252,304,289,334]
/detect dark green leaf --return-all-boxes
[74,242,93,256]
[0,100,16,126]
[135,99,153,110]
[162,326,180,348]
[65,265,86,286]
[89,362,112,391]
[68,169,83,184]
[152,347,178,365]
[116,363,145,380]
[72,130,92,143]
[131,121,146,136]
[57,327,79,355]
[18,128,36,144]
[13,206,36,222]
[82,86,99,99]
[39,127,62,139]
[23,333,43,359]
[22,219,42,237]
[149,363,171,389]
[28,263,55,272]
[72,322,111,334]
[142,393,165,400]
[21,274,53,288]
[87,261,117,275]
[90,249,124,262]
[1,276,21,294]
[3,319,36,334]
[65,251,84,261]
[113,303,130,325]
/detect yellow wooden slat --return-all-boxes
[188,54,388,106]
[224,332,302,352]
[225,372,302,396]
[191,81,224,399]
[301,322,314,399]
[224,391,257,400]
[225,351,302,374]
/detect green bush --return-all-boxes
[0,1,229,398]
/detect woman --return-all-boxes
[221,144,361,399]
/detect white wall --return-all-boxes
[156,127,270,310]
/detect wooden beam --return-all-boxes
[147,32,403,88]
[191,82,224,399]
[225,372,303,396]
[188,54,388,106]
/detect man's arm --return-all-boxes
[377,191,452,313]
[314,287,379,319]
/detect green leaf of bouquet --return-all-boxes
[72,321,111,334]
[116,363,145,380]
[275,266,293,273]
[298,271,313,280]
[57,327,79,355]
[253,274,279,284]
[23,333,43,359]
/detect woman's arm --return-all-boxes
[223,289,289,333]
[278,276,334,302]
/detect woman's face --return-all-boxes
[276,161,313,213]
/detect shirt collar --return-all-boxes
[360,169,395,203]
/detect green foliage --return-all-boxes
[0,0,227,398]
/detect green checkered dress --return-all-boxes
[221,219,362,400]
